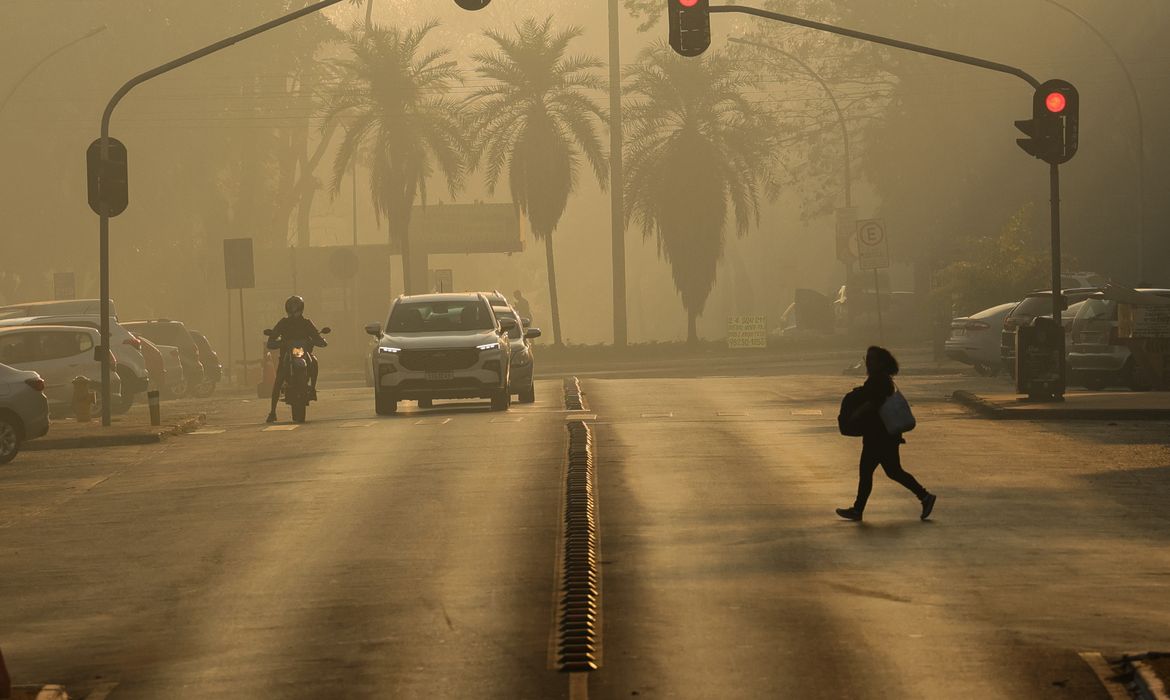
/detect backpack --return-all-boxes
[837,386,869,436]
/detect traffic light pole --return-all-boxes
[92,0,346,425]
[1050,163,1064,397]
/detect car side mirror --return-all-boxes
[499,317,517,333]
[263,329,273,336]
[524,327,542,340]
[364,323,382,338]
[320,327,332,335]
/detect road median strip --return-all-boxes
[26,414,206,451]
[952,390,1170,420]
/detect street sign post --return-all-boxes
[856,219,889,343]
[223,238,255,386]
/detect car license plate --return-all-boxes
[426,370,454,381]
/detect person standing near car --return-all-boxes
[512,289,531,322]
[836,346,936,521]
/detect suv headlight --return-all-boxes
[476,342,501,351]
[378,346,403,354]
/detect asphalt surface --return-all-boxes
[2,366,1169,698]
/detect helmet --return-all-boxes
[284,295,305,317]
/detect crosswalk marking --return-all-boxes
[413,417,452,426]
[340,421,375,428]
[262,425,300,431]
[189,428,226,435]
[717,411,748,417]
[640,412,673,418]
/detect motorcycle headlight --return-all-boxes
[476,342,500,351]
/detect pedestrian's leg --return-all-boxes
[853,444,881,512]
[878,443,929,500]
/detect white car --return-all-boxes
[365,293,513,414]
[0,362,50,464]
[0,298,117,322]
[0,315,149,412]
[945,302,1017,376]
[0,326,121,415]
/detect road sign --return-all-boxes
[856,219,890,271]
[727,316,767,349]
[223,238,255,290]
[86,137,128,217]
[53,272,76,300]
[835,207,857,262]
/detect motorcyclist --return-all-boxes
[266,295,324,423]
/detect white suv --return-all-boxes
[365,293,513,415]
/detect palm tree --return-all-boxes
[321,23,467,294]
[623,45,780,344]
[466,18,609,347]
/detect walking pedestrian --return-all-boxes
[835,346,936,521]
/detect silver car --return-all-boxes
[945,302,1017,376]
[489,303,542,404]
[0,362,50,463]
[366,293,513,414]
[1068,288,1170,390]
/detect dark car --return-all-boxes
[188,330,222,395]
[122,319,205,397]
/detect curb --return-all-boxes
[951,391,1170,421]
[26,414,207,451]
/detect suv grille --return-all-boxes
[399,348,479,371]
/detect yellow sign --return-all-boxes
[727,316,767,349]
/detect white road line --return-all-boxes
[189,428,226,435]
[413,418,452,425]
[261,425,300,431]
[640,412,673,418]
[717,411,748,417]
[340,421,375,428]
[490,416,524,423]
[791,409,824,416]
[565,414,597,421]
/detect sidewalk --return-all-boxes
[25,413,206,451]
[953,389,1170,420]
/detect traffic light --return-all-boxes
[1015,79,1079,165]
[86,137,128,217]
[669,0,711,57]
[453,0,490,9]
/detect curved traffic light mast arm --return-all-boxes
[711,5,1042,90]
[93,0,346,426]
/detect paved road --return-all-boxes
[2,368,1168,698]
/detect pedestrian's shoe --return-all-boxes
[266,412,277,423]
[920,493,937,521]
[835,507,863,521]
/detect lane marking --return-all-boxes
[413,418,452,426]
[340,421,375,428]
[262,425,300,431]
[640,412,673,418]
[189,428,226,435]
[490,416,524,423]
[791,409,824,416]
[717,411,748,417]
[565,414,596,421]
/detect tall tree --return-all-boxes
[623,45,780,343]
[321,23,467,294]
[466,17,609,347]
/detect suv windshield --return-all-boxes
[388,300,494,333]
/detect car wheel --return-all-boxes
[490,388,510,411]
[0,416,20,465]
[375,387,398,415]
[418,398,433,408]
[114,391,136,414]
[518,383,536,404]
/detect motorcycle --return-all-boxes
[263,326,330,423]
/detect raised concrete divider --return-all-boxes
[953,390,1170,420]
[26,414,206,451]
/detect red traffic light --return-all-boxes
[1045,91,1067,113]
[679,0,700,5]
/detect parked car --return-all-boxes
[122,320,204,396]
[1000,288,1099,375]
[1068,288,1170,390]
[365,293,513,414]
[188,330,222,396]
[0,299,117,322]
[133,334,166,391]
[0,315,149,412]
[0,362,50,464]
[0,325,121,415]
[487,298,541,403]
[156,344,187,398]
[945,302,1017,376]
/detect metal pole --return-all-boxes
[99,213,111,426]
[608,0,628,347]
[239,289,248,389]
[226,288,233,385]
[873,268,884,345]
[94,0,345,425]
[1050,163,1064,399]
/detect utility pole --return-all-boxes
[608,0,628,347]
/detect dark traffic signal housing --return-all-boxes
[669,0,711,57]
[1015,79,1079,165]
[86,137,129,217]
[453,0,491,9]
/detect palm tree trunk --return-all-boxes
[544,235,563,346]
[365,0,374,30]
[687,309,698,345]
